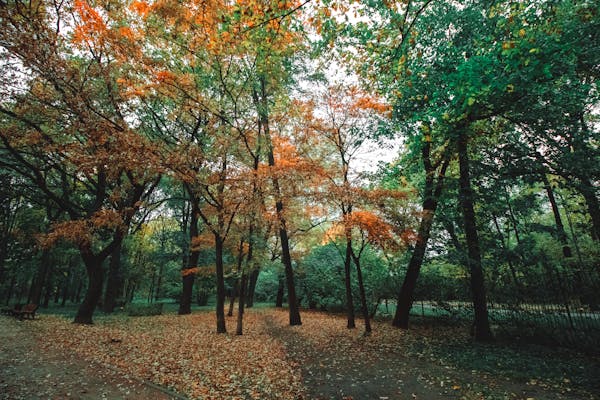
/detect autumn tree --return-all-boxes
[299,83,395,331]
[0,0,161,323]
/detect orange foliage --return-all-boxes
[40,209,124,248]
[347,210,396,248]
[155,70,176,83]
[191,233,215,251]
[129,0,151,17]
[181,266,216,277]
[72,0,108,45]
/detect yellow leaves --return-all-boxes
[322,223,345,244]
[501,41,515,50]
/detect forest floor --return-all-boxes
[0,315,177,400]
[0,308,599,400]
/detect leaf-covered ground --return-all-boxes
[1,308,599,399]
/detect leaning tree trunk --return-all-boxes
[392,209,435,328]
[246,268,260,307]
[393,143,450,329]
[542,175,572,257]
[457,131,493,341]
[74,252,104,324]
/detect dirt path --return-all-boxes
[263,312,596,400]
[0,316,180,400]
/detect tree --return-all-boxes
[0,0,160,323]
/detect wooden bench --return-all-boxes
[12,304,38,320]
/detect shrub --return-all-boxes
[125,302,164,316]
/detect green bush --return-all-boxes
[125,302,164,316]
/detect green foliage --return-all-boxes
[125,302,164,317]
[254,261,283,303]
[297,243,346,309]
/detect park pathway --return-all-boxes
[0,315,180,400]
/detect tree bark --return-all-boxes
[246,268,260,307]
[215,234,227,333]
[228,287,236,317]
[275,274,284,307]
[577,180,600,241]
[236,273,248,335]
[393,144,450,329]
[259,78,301,326]
[351,252,371,334]
[103,239,124,312]
[542,175,572,257]
[74,253,104,324]
[179,197,199,315]
[457,131,493,341]
[344,237,356,328]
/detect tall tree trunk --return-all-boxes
[74,252,104,324]
[457,131,493,341]
[344,236,356,329]
[542,175,572,257]
[246,268,259,307]
[259,79,301,326]
[42,263,54,308]
[179,197,199,315]
[215,234,227,333]
[393,145,450,329]
[351,252,371,334]
[103,239,123,312]
[577,180,600,241]
[573,116,600,241]
[228,284,236,317]
[236,273,248,335]
[492,215,520,292]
